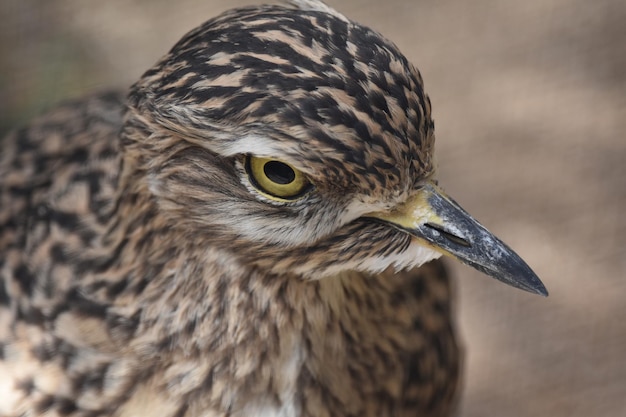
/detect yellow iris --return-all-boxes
[245,156,310,200]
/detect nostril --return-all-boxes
[424,223,471,247]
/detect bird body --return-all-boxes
[0,1,545,416]
[0,93,458,416]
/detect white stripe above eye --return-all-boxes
[209,133,302,163]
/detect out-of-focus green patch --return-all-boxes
[1,33,97,137]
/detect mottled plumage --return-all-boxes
[0,1,545,416]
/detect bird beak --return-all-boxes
[368,182,548,296]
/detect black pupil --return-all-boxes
[264,161,296,185]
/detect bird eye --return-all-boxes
[245,156,310,200]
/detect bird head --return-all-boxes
[122,0,546,296]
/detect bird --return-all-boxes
[0,1,547,416]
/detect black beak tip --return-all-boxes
[501,264,549,297]
[525,275,549,297]
[471,257,548,297]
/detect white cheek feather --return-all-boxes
[227,214,311,246]
[342,198,384,222]
[310,239,443,278]
[361,240,442,274]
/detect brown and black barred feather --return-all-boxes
[0,1,494,416]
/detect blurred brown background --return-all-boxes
[1,0,625,416]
